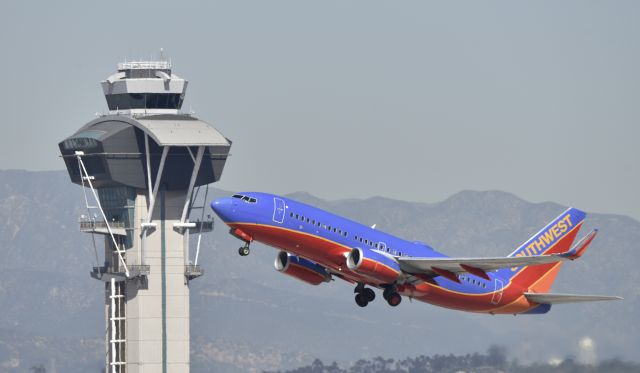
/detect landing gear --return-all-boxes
[386,292,402,307]
[353,284,376,307]
[231,228,253,257]
[238,243,250,256]
[355,293,368,307]
[363,288,376,302]
[383,286,402,307]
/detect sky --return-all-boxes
[1,1,639,220]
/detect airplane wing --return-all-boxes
[397,253,568,276]
[396,229,598,281]
[524,292,623,304]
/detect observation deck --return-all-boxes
[80,218,127,236]
[91,265,151,282]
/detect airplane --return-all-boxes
[210,192,622,314]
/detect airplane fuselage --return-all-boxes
[211,192,583,314]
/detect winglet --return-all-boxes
[560,229,597,260]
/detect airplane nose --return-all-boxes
[210,197,234,221]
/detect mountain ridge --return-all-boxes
[0,169,636,373]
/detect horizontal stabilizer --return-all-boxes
[524,292,623,304]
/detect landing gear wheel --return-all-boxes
[364,288,376,302]
[355,293,369,307]
[387,292,402,307]
[383,287,393,301]
[238,246,250,256]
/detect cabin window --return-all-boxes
[306,218,310,223]
[317,222,321,227]
[295,214,299,219]
[290,212,294,218]
[399,251,402,256]
[333,228,337,233]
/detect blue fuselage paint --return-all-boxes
[209,192,584,314]
[212,192,500,296]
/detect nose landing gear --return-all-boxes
[238,242,250,256]
[231,228,253,256]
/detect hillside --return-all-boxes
[0,170,637,372]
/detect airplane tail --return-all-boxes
[501,208,588,292]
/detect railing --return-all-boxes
[80,218,126,230]
[91,265,150,281]
[118,61,171,70]
[189,220,213,233]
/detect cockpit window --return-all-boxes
[240,196,258,203]
[232,194,257,203]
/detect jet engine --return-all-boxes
[274,251,331,285]
[346,247,400,284]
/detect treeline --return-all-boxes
[266,346,640,373]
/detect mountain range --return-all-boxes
[0,170,637,372]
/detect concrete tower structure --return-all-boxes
[59,59,231,373]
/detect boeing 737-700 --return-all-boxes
[210,192,621,314]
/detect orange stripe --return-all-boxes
[228,220,583,314]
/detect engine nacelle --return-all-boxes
[346,247,400,284]
[274,251,331,285]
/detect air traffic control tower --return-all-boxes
[59,59,231,372]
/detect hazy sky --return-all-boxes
[1,1,638,220]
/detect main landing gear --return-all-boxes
[354,283,376,307]
[238,242,250,256]
[383,286,402,307]
[353,284,402,307]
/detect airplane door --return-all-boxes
[273,198,285,224]
[491,279,504,305]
